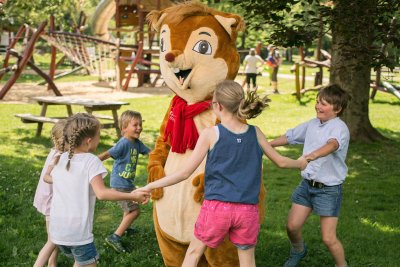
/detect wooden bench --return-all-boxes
[18,96,129,137]
[15,114,65,136]
[93,114,114,121]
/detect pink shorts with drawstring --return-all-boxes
[194,199,260,249]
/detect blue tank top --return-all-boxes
[204,124,263,204]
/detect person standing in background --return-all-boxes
[243,48,265,92]
[266,45,282,94]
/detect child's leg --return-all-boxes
[237,247,256,267]
[33,241,58,267]
[320,216,346,267]
[245,74,251,91]
[182,236,207,267]
[286,203,312,247]
[251,74,256,89]
[47,216,59,267]
[33,218,58,267]
[114,208,140,237]
[48,247,59,267]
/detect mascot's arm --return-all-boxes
[147,103,172,200]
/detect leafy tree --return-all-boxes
[231,0,400,141]
[0,0,84,32]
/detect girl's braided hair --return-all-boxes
[51,119,67,152]
[214,80,270,120]
[63,113,101,171]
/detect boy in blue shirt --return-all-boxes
[270,84,351,267]
[99,110,151,253]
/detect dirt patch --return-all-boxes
[0,81,173,104]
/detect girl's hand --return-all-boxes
[131,190,150,204]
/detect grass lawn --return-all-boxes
[0,88,399,266]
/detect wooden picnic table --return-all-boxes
[15,96,129,137]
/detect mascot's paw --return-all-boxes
[151,188,164,200]
[192,173,204,203]
[148,164,166,200]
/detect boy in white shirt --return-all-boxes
[270,84,351,267]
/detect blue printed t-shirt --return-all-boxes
[109,137,150,189]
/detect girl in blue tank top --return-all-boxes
[141,80,308,267]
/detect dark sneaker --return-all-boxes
[125,227,139,236]
[105,234,126,253]
[284,244,307,267]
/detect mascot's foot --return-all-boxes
[105,234,127,253]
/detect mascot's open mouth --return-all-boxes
[174,69,192,87]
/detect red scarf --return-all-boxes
[164,96,211,153]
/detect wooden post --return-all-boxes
[295,63,301,100]
[370,68,380,100]
[48,15,57,91]
[115,0,121,39]
[299,46,306,89]
[0,22,48,99]
[315,13,324,86]
[115,38,121,91]
[0,25,26,80]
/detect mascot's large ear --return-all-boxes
[214,14,244,40]
[146,10,167,32]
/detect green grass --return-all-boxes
[1,91,399,266]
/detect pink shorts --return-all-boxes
[194,200,260,249]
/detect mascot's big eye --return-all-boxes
[160,38,165,52]
[192,40,212,55]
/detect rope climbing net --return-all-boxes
[41,31,129,82]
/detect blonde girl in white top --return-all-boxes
[44,114,149,267]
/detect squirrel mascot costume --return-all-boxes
[147,2,265,266]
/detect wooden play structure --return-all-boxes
[291,48,331,100]
[92,0,174,86]
[0,0,174,100]
[370,67,400,100]
[369,18,400,101]
[0,22,62,99]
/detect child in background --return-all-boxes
[33,119,66,267]
[140,80,308,267]
[98,110,151,253]
[269,84,351,267]
[267,44,282,94]
[44,113,149,267]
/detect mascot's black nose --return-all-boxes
[165,52,175,62]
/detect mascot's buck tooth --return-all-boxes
[146,2,265,266]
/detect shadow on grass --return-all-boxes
[371,98,400,106]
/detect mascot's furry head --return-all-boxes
[147,2,244,104]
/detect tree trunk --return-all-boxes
[330,0,385,142]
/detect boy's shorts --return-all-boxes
[291,179,343,217]
[194,199,260,250]
[58,242,99,266]
[114,188,140,212]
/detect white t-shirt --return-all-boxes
[49,152,107,246]
[244,55,264,74]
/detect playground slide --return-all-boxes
[91,0,115,41]
[382,81,400,100]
